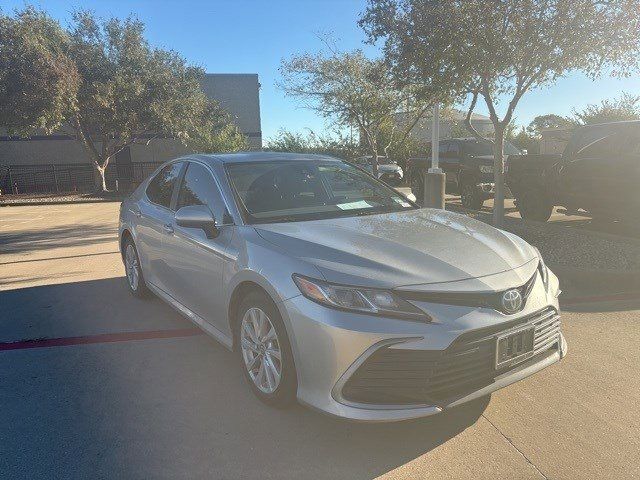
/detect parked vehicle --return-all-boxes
[408,138,521,209]
[119,152,565,421]
[507,121,640,222]
[352,155,404,186]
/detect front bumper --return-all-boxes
[280,273,565,422]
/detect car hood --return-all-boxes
[254,209,538,288]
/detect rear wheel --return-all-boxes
[123,238,150,298]
[236,291,297,407]
[516,189,553,222]
[460,182,485,210]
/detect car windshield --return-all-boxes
[463,140,520,156]
[225,160,416,224]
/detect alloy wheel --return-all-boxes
[240,307,282,394]
[125,244,139,291]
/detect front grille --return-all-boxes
[397,269,538,315]
[341,307,560,406]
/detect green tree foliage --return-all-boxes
[67,11,245,190]
[527,114,575,137]
[0,7,245,191]
[0,7,79,135]
[573,92,640,125]
[361,0,640,225]
[266,129,361,160]
[279,42,432,175]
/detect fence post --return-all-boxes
[52,164,59,193]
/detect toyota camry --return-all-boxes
[119,152,566,421]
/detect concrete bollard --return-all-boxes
[423,171,446,209]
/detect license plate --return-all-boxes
[495,326,535,369]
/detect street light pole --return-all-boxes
[423,103,446,209]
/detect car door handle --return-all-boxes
[163,223,174,235]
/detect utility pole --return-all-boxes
[423,103,446,208]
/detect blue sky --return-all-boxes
[6,0,640,140]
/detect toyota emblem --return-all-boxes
[501,289,523,314]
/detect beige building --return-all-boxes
[0,73,262,193]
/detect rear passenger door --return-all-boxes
[136,161,184,292]
[162,162,236,334]
[558,129,622,214]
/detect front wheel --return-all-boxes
[460,182,485,210]
[516,189,553,222]
[236,291,297,407]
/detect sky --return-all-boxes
[5,0,640,141]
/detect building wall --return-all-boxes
[0,72,262,169]
[0,137,192,167]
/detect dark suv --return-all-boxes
[408,138,521,209]
[507,121,640,222]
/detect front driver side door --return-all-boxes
[162,161,237,336]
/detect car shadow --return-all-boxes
[1,277,488,479]
[0,223,118,254]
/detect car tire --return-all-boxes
[123,238,150,298]
[460,182,484,210]
[235,290,297,407]
[516,190,553,222]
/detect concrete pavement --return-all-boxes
[1,203,639,479]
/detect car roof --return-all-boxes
[187,151,343,165]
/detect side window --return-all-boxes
[146,162,183,209]
[575,132,621,159]
[176,163,228,222]
[448,143,461,157]
[438,142,448,156]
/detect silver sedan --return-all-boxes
[119,152,566,421]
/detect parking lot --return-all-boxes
[1,203,640,479]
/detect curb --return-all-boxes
[0,199,122,207]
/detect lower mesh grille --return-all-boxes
[341,308,560,405]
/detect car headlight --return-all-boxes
[292,275,430,322]
[479,165,494,174]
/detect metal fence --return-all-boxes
[0,161,161,195]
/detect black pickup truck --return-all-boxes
[507,121,640,222]
[408,138,521,209]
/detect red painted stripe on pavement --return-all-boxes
[0,327,203,352]
[562,291,640,305]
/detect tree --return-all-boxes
[279,44,432,176]
[67,11,244,191]
[0,7,246,191]
[527,114,575,137]
[573,92,640,125]
[361,0,640,225]
[0,7,78,136]
[266,128,361,159]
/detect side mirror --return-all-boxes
[175,205,219,238]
